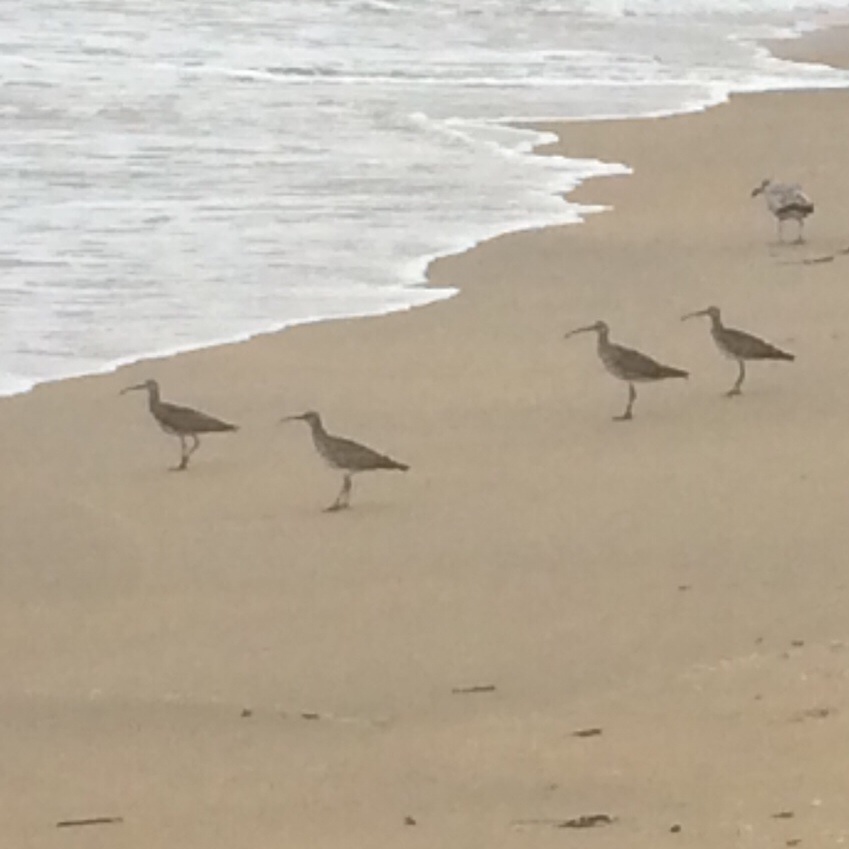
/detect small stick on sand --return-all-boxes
[451,684,496,695]
[56,816,123,828]
[511,814,615,830]
[779,245,849,265]
[558,814,615,828]
[571,727,603,737]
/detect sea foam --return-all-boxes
[1,0,848,396]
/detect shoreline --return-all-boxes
[3,26,847,403]
[3,25,849,849]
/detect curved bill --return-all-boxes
[120,383,147,395]
[564,324,598,339]
[681,309,709,321]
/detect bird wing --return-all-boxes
[768,182,813,214]
[609,343,686,381]
[159,401,237,433]
[324,434,405,471]
[722,327,793,361]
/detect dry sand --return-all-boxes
[2,29,849,849]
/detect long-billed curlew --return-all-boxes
[121,379,237,470]
[282,411,409,511]
[752,178,814,244]
[681,306,794,396]
[564,321,688,421]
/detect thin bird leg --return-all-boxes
[726,360,745,397]
[777,218,785,244]
[794,219,805,245]
[325,473,353,512]
[171,435,190,471]
[340,473,353,509]
[614,383,636,421]
[185,434,201,465]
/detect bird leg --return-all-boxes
[614,383,636,421]
[171,435,190,471]
[186,434,201,464]
[794,219,805,245]
[171,434,199,471]
[726,360,745,397]
[777,219,785,244]
[325,473,353,512]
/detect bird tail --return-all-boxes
[661,366,689,379]
[754,344,794,362]
[387,459,409,472]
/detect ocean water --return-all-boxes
[2,0,849,396]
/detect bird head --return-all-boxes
[564,320,608,340]
[281,411,322,428]
[751,178,771,197]
[681,306,720,322]
[121,379,159,396]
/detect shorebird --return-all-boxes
[751,178,814,243]
[121,379,237,470]
[282,411,409,511]
[564,321,688,420]
[681,306,794,396]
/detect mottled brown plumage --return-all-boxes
[682,306,794,396]
[121,379,237,470]
[564,320,688,420]
[283,411,408,511]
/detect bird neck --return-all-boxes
[595,326,610,349]
[146,384,161,409]
[306,417,326,439]
[707,314,723,332]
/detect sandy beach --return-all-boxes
[2,29,849,849]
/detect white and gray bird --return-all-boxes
[751,178,814,244]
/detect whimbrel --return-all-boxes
[121,379,237,470]
[283,411,408,511]
[681,306,794,396]
[752,178,814,243]
[564,321,688,420]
